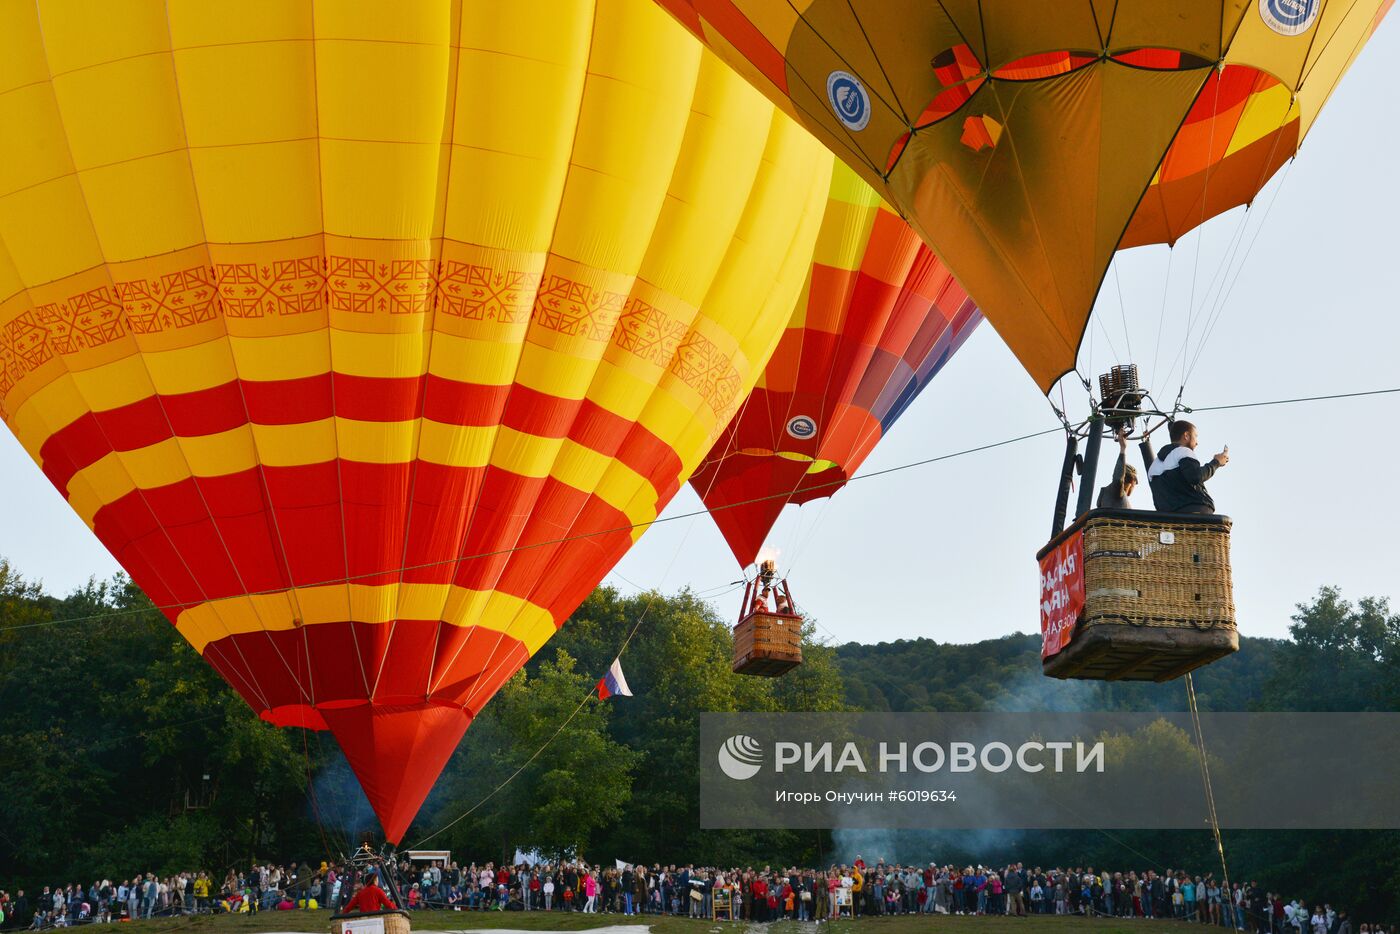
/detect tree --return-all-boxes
[429,649,638,862]
[1260,586,1400,711]
[0,570,311,885]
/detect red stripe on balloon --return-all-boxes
[89,461,639,620]
[205,618,530,712]
[38,375,682,502]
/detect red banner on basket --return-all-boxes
[1040,531,1084,658]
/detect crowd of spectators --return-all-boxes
[2,855,1394,931]
[0,862,351,928]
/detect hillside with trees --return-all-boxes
[836,632,1282,713]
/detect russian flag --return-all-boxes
[596,658,632,700]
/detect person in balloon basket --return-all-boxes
[1147,420,1229,514]
[343,878,394,914]
[1097,429,1143,509]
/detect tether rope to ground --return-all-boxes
[1186,672,1232,901]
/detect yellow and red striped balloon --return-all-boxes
[0,0,831,842]
[691,163,981,566]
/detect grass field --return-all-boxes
[111,910,1213,934]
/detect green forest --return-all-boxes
[2,557,1398,917]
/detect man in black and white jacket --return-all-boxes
[1147,420,1230,514]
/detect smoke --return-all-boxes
[831,828,900,865]
[514,849,548,867]
[902,829,1028,867]
[830,828,1027,867]
[822,673,1113,869]
[990,669,1103,712]
[310,747,376,848]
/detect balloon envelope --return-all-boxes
[654,0,1390,391]
[690,163,980,566]
[0,0,832,841]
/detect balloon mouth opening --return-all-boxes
[260,699,470,731]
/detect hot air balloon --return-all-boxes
[652,0,1389,390]
[690,161,981,569]
[0,0,834,842]
[731,557,803,677]
[655,0,1388,681]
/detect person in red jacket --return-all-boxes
[751,877,769,923]
[344,880,394,914]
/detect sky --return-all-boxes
[2,23,1397,647]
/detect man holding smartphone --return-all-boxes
[1146,421,1230,514]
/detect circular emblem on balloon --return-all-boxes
[786,415,818,439]
[1258,0,1320,35]
[826,70,871,131]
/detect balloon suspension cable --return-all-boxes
[1048,395,1074,434]
[1161,381,1187,421]
[1063,365,1188,443]
[1186,672,1232,901]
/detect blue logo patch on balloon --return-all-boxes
[1258,0,1320,35]
[786,415,817,440]
[826,70,871,131]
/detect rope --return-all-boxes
[1113,258,1134,364]
[422,385,857,849]
[301,721,345,861]
[1094,309,1125,367]
[1185,386,1400,413]
[1185,673,1232,903]
[1178,70,1224,393]
[1150,247,1174,387]
[1181,156,1297,390]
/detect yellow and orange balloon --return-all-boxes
[656,0,1390,391]
[0,0,832,842]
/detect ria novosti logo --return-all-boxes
[717,734,764,780]
[715,735,1107,780]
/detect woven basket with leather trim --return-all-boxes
[1041,509,1238,682]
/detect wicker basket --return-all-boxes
[733,610,803,677]
[331,910,410,934]
[1041,508,1237,681]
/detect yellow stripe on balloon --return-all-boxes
[810,195,879,274]
[175,582,557,657]
[1224,84,1297,158]
[61,419,662,531]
